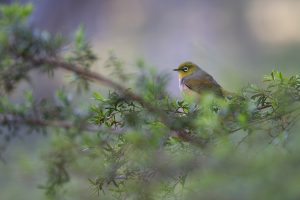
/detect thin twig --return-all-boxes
[228,108,300,134]
[235,132,250,149]
[28,56,207,147]
[0,114,99,132]
[33,57,159,114]
[256,104,272,110]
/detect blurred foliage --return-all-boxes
[1,3,300,200]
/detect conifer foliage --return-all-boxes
[1,4,300,200]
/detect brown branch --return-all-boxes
[33,57,159,113]
[0,114,100,132]
[228,108,300,134]
[174,130,209,148]
[28,56,208,147]
[256,104,273,110]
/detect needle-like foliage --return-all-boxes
[1,3,300,200]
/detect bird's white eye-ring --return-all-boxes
[182,67,188,72]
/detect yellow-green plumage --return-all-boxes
[174,61,224,97]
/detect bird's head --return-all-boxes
[173,61,200,79]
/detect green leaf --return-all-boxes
[271,71,275,80]
[74,25,85,50]
[93,92,105,101]
[279,72,283,81]
[0,3,33,22]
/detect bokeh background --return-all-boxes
[1,0,300,199]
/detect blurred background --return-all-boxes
[5,0,300,97]
[1,0,300,199]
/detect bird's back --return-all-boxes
[181,69,224,97]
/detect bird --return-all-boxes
[173,61,225,98]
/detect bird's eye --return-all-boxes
[182,67,188,72]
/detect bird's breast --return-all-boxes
[179,78,191,92]
[179,78,185,91]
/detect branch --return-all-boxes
[173,130,209,148]
[0,114,99,132]
[32,57,159,113]
[228,108,300,134]
[256,104,272,110]
[28,56,208,147]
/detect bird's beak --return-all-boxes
[173,69,179,71]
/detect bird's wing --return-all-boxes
[183,74,224,97]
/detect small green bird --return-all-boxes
[173,61,225,97]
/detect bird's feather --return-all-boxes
[182,73,223,97]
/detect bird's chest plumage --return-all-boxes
[179,78,199,96]
[179,78,186,91]
[179,78,190,91]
